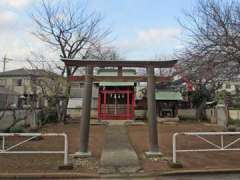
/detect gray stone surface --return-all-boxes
[99,125,140,173]
[216,104,228,128]
[0,109,41,131]
[98,166,117,174]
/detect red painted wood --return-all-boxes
[98,89,135,120]
[103,92,107,119]
[132,91,135,119]
[97,92,101,119]
[127,91,130,118]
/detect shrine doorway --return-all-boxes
[98,86,135,120]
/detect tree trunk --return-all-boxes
[61,83,71,123]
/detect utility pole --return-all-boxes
[3,55,7,72]
[2,55,13,72]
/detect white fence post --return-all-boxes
[172,132,240,164]
[0,133,68,165]
[173,133,178,164]
[63,134,68,165]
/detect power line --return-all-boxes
[1,55,64,72]
[0,57,61,63]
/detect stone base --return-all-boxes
[145,151,163,157]
[168,161,183,168]
[98,166,117,174]
[158,117,179,123]
[58,163,74,170]
[98,166,141,174]
[71,151,92,158]
[118,166,142,173]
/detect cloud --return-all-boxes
[0,0,33,9]
[117,27,182,58]
[0,26,59,71]
[138,28,181,43]
[0,11,17,26]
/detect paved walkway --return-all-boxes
[99,124,141,174]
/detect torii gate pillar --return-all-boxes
[74,66,93,157]
[146,66,162,156]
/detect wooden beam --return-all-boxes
[61,58,177,68]
[68,75,172,83]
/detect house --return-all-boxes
[68,68,183,120]
[218,81,240,95]
[0,68,61,108]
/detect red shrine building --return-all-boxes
[96,69,137,120]
[68,68,183,120]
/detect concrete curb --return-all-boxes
[99,169,240,178]
[159,168,240,176]
[0,173,100,179]
[1,169,240,179]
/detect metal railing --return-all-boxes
[173,132,240,163]
[0,133,68,165]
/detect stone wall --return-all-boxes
[67,108,147,120]
[0,109,40,132]
[177,109,196,120]
[67,108,98,119]
[206,108,217,123]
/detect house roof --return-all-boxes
[0,68,49,77]
[97,69,136,86]
[0,87,18,95]
[155,91,183,101]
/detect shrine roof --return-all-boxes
[155,90,183,101]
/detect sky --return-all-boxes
[0,0,195,71]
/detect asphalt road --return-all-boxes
[157,173,240,180]
[34,173,240,180]
[98,173,240,180]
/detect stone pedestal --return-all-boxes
[216,104,228,128]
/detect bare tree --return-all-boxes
[176,0,240,120]
[27,56,67,124]
[32,0,111,121]
[178,0,240,85]
[178,0,240,87]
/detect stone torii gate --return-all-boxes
[62,59,177,157]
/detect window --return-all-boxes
[16,79,22,86]
[0,79,6,87]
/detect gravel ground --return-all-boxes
[0,122,106,173]
[1,121,240,174]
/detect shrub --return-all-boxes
[8,127,24,133]
[228,118,240,126]
[40,108,58,125]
